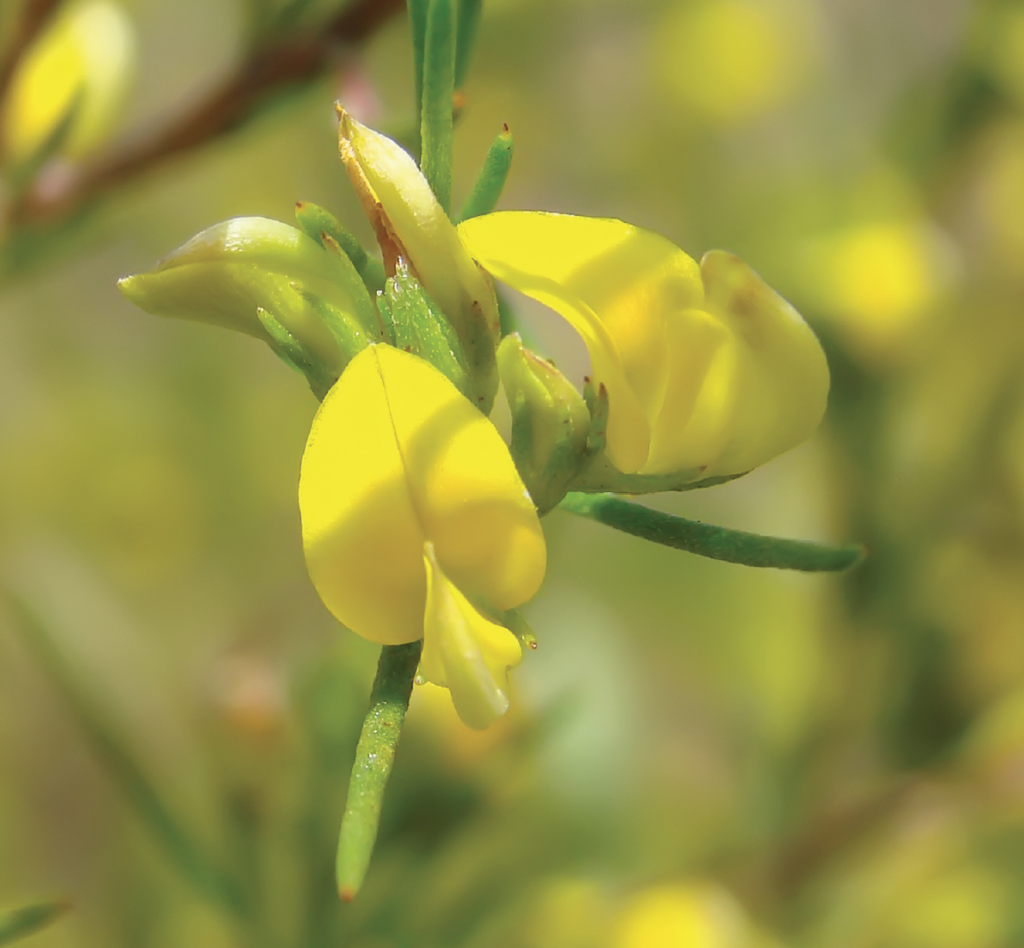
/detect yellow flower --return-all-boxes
[458,211,829,480]
[1,0,134,165]
[299,344,545,728]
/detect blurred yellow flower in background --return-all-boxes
[613,882,769,948]
[800,219,953,362]
[1,0,134,165]
[653,0,815,122]
[299,344,546,728]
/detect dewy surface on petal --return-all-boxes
[299,345,545,645]
[420,543,523,730]
[458,211,704,474]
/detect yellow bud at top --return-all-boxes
[2,0,135,164]
[459,211,829,480]
[336,111,501,410]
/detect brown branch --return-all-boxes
[0,0,61,106]
[10,0,406,225]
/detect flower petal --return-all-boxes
[299,344,546,644]
[459,211,704,473]
[373,345,546,610]
[692,251,830,475]
[300,346,427,644]
[420,543,522,730]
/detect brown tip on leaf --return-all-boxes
[295,201,305,209]
[339,886,356,903]
[502,122,510,133]
[529,641,538,650]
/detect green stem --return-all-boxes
[558,493,864,572]
[335,641,422,901]
[0,899,70,946]
[454,0,483,89]
[408,0,429,143]
[420,0,456,213]
[457,124,514,222]
[3,592,247,916]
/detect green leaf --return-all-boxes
[454,0,483,89]
[408,0,430,140]
[336,641,422,901]
[0,899,71,946]
[420,0,456,213]
[457,124,514,223]
[558,493,865,572]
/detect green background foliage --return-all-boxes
[3,0,1024,945]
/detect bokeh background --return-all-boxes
[3,0,1024,945]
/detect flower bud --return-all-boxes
[336,109,500,412]
[119,217,381,386]
[497,333,591,513]
[1,0,135,166]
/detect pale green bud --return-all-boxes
[498,333,593,514]
[119,217,381,386]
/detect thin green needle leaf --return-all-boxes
[336,640,422,902]
[408,0,429,139]
[3,592,246,916]
[0,899,71,946]
[420,0,456,213]
[454,0,483,89]
[457,124,514,223]
[294,201,368,271]
[558,493,865,572]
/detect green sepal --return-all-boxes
[294,201,386,294]
[457,124,514,223]
[0,899,71,946]
[499,333,592,514]
[377,259,471,397]
[559,492,865,572]
[296,288,372,368]
[569,457,746,495]
[582,376,608,457]
[257,307,337,400]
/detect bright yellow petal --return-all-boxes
[421,543,523,730]
[300,346,426,644]
[644,307,736,474]
[695,251,830,475]
[300,345,546,644]
[373,344,546,610]
[459,211,704,473]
